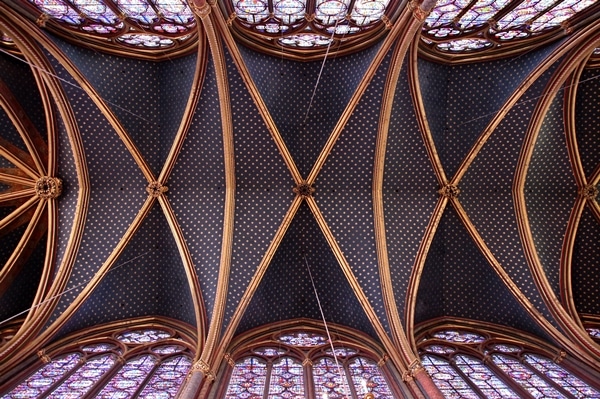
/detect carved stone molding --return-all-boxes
[189,0,211,17]
[302,357,313,367]
[146,181,168,198]
[36,13,50,27]
[438,184,460,199]
[224,353,236,367]
[192,359,215,380]
[35,176,62,199]
[554,350,567,364]
[402,359,423,381]
[293,183,315,198]
[37,349,51,364]
[581,184,598,201]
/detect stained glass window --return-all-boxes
[421,354,481,398]
[224,357,268,399]
[418,327,600,399]
[421,0,599,57]
[25,0,196,51]
[2,326,194,399]
[225,330,395,399]
[268,357,304,398]
[229,0,393,49]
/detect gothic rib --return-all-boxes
[0,5,89,373]
[408,36,447,186]
[514,28,600,363]
[157,28,208,184]
[0,136,39,179]
[305,196,409,377]
[0,171,36,187]
[404,196,447,348]
[217,196,303,365]
[158,196,206,358]
[196,6,236,374]
[449,36,593,186]
[451,199,583,355]
[13,18,156,183]
[22,196,157,353]
[0,199,45,296]
[0,78,46,175]
[372,12,433,368]
[209,0,302,185]
[560,60,589,321]
[306,4,417,186]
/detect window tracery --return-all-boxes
[222,325,398,399]
[421,0,599,61]
[226,0,396,55]
[417,326,600,399]
[1,322,195,399]
[21,0,197,56]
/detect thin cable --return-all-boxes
[304,254,351,398]
[0,249,156,327]
[301,17,342,126]
[454,72,600,128]
[0,46,158,126]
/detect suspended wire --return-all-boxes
[304,254,351,398]
[0,42,159,126]
[453,72,600,128]
[301,17,342,126]
[0,249,156,327]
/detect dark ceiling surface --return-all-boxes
[0,0,600,384]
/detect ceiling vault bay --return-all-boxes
[0,0,600,396]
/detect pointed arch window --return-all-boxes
[20,0,197,56]
[421,0,600,61]
[417,327,600,399]
[222,327,400,398]
[1,322,195,399]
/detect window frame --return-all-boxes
[0,316,197,398]
[216,319,406,399]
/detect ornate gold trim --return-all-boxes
[305,197,408,375]
[372,14,429,371]
[158,196,207,357]
[197,7,237,370]
[209,3,302,185]
[0,6,90,372]
[306,8,415,185]
[35,176,62,199]
[513,25,600,364]
[145,181,168,198]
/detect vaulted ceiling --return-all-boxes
[0,0,599,392]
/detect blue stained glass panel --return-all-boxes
[348,357,394,399]
[454,354,518,398]
[524,354,600,398]
[432,330,486,343]
[421,355,480,398]
[224,357,267,399]
[492,354,568,398]
[137,355,192,398]
[313,357,351,399]
[117,329,172,343]
[46,354,117,398]
[2,353,82,399]
[96,355,157,398]
[278,332,328,347]
[267,357,304,398]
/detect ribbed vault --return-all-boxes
[0,0,600,397]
